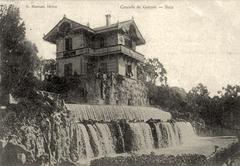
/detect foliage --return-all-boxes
[207,142,240,166]
[0,90,69,165]
[0,5,40,98]
[137,58,240,130]
[137,58,167,86]
[90,153,207,166]
[190,84,240,128]
[186,83,211,122]
[35,58,56,80]
[41,75,82,95]
[146,80,240,131]
[0,91,64,138]
[147,84,193,121]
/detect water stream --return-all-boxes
[66,104,197,160]
[69,121,196,159]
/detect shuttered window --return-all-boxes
[65,38,72,51]
[64,63,72,76]
[126,64,133,78]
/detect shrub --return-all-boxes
[90,153,207,166]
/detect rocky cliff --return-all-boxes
[0,91,79,165]
[85,73,149,105]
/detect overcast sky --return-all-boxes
[11,0,240,95]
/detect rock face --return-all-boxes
[85,73,149,106]
[0,91,76,166]
[1,141,29,166]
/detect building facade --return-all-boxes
[43,15,149,105]
[43,14,145,79]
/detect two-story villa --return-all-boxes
[43,14,145,79]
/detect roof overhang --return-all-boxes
[43,17,95,44]
[43,18,146,46]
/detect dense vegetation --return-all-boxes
[207,142,240,166]
[90,153,207,166]
[0,5,40,101]
[137,58,240,132]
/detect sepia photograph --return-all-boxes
[0,0,240,165]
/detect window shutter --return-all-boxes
[69,38,72,50]
[64,64,68,76]
[69,63,72,75]
[65,38,72,51]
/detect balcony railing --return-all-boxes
[91,45,145,62]
[57,45,145,62]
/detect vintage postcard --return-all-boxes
[0,0,240,165]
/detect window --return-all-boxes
[126,64,133,77]
[124,38,132,48]
[99,63,108,73]
[100,37,104,48]
[65,38,72,51]
[59,22,71,34]
[64,63,72,76]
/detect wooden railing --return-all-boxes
[57,45,145,62]
[91,45,145,62]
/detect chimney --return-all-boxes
[105,14,111,26]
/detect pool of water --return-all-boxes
[136,136,238,157]
[78,136,238,166]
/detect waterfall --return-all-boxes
[175,122,197,145]
[94,123,115,155]
[67,104,171,122]
[153,123,163,148]
[77,124,94,159]
[70,123,94,159]
[86,124,104,156]
[65,104,197,161]
[67,121,197,161]
[161,122,181,147]
[129,123,154,151]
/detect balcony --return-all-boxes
[57,48,88,58]
[57,45,145,62]
[90,45,145,62]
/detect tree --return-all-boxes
[137,58,167,86]
[186,83,213,123]
[218,85,240,128]
[0,5,40,98]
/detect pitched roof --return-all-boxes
[43,17,95,44]
[93,20,132,31]
[43,16,145,45]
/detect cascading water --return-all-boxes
[129,123,154,151]
[76,123,94,159]
[94,123,115,155]
[66,104,197,161]
[66,104,172,122]
[67,121,197,161]
[175,122,197,145]
[86,124,105,157]
[162,122,181,147]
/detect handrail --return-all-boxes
[92,45,145,62]
[57,45,145,61]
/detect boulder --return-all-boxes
[1,141,32,166]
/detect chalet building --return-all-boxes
[43,15,149,105]
[43,14,145,79]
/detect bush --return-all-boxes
[90,153,207,166]
[207,142,240,166]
